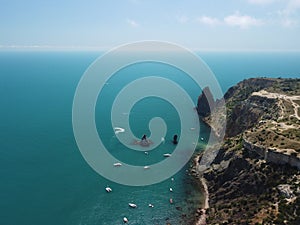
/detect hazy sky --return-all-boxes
[1,0,300,50]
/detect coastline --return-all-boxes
[192,78,300,224]
[200,117,223,142]
[193,154,209,225]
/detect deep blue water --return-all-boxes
[0,51,299,225]
[200,51,300,92]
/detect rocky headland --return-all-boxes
[195,78,300,224]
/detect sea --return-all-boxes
[0,50,300,225]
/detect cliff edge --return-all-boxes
[197,78,300,224]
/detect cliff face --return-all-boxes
[243,139,300,170]
[226,94,279,137]
[197,86,215,117]
[203,137,300,224]
[218,78,279,137]
[197,78,300,225]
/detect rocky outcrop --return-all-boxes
[197,78,281,138]
[202,136,300,225]
[243,138,267,159]
[196,78,300,224]
[220,78,279,137]
[226,94,279,137]
[197,87,215,117]
[267,149,300,169]
[243,138,300,170]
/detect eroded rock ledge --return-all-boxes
[196,78,300,224]
[243,138,300,170]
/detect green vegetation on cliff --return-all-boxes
[197,78,300,225]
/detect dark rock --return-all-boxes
[197,86,215,117]
[197,78,300,224]
[173,134,178,145]
[225,94,278,137]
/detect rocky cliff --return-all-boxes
[197,78,300,224]
[197,87,216,117]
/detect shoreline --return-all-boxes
[193,154,209,225]
[200,117,223,141]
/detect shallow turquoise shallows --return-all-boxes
[0,51,299,225]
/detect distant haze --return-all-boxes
[0,0,300,51]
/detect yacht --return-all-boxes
[113,162,122,167]
[128,203,137,208]
[105,187,112,193]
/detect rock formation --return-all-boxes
[173,134,178,145]
[196,78,300,224]
[197,87,216,117]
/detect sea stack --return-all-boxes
[173,134,178,145]
[197,86,215,117]
[140,134,150,146]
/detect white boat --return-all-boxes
[128,203,137,208]
[123,217,128,223]
[169,188,173,192]
[144,166,150,169]
[148,204,154,208]
[105,187,112,193]
[113,162,122,167]
[171,177,174,181]
[163,153,172,157]
[144,151,149,155]
[114,127,125,134]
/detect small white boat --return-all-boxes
[105,187,112,193]
[163,153,172,157]
[128,203,137,208]
[148,204,154,208]
[171,177,174,181]
[201,137,204,141]
[123,217,128,223]
[190,127,196,130]
[169,188,173,192]
[144,151,149,155]
[114,127,125,134]
[113,162,122,167]
[144,166,150,169]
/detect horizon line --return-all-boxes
[1,45,300,52]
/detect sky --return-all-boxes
[0,0,300,50]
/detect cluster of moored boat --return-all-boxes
[112,152,172,170]
[105,178,175,223]
[109,134,181,223]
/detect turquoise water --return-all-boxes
[0,51,300,225]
